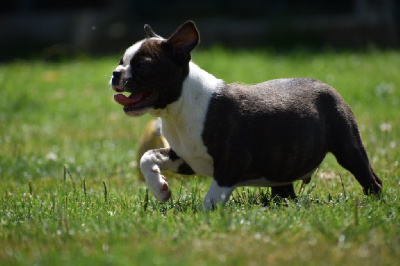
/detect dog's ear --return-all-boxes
[144,24,162,38]
[166,21,199,62]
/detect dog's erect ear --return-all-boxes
[166,21,199,62]
[144,24,162,38]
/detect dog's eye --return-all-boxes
[135,62,147,69]
[119,58,123,65]
[134,58,152,70]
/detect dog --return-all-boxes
[111,21,382,209]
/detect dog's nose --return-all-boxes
[112,71,121,86]
[113,71,121,79]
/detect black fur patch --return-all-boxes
[202,78,381,193]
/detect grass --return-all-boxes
[1,48,399,265]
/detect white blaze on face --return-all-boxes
[122,40,144,65]
[111,37,165,90]
[114,40,145,82]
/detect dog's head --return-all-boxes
[111,21,199,117]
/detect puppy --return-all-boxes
[111,21,382,209]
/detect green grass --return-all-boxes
[1,48,399,265]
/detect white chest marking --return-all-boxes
[152,62,224,176]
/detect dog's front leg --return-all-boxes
[203,179,236,210]
[140,148,195,202]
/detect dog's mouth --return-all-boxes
[114,90,157,113]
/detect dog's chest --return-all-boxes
[161,117,214,176]
[156,63,224,176]
[149,62,229,177]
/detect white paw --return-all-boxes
[143,165,171,202]
[203,179,236,210]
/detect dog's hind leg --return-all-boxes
[140,148,195,202]
[328,114,382,195]
[332,143,382,195]
[271,184,297,200]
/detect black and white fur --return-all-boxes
[111,21,382,209]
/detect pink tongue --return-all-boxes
[114,93,143,107]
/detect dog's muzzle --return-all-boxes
[112,71,121,86]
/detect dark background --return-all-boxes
[0,0,399,61]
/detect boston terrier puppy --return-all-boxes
[111,21,382,209]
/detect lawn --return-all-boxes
[0,48,399,265]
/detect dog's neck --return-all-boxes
[150,62,224,119]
